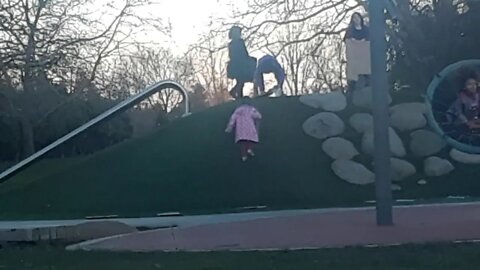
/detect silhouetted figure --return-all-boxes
[227,26,257,99]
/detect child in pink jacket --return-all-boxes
[225,98,262,161]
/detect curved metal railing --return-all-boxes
[0,80,190,182]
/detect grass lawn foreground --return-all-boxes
[2,243,480,269]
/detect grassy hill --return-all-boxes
[0,96,479,220]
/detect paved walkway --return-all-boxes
[0,208,343,230]
[68,202,480,252]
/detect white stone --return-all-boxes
[331,160,375,185]
[390,111,427,132]
[352,86,392,109]
[417,179,428,185]
[322,137,359,160]
[372,158,416,181]
[349,113,374,134]
[303,112,345,140]
[299,92,347,112]
[390,158,417,181]
[424,157,455,177]
[409,130,446,157]
[392,184,402,191]
[450,149,480,164]
[390,102,427,115]
[390,103,428,132]
[362,127,406,157]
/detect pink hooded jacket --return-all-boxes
[225,105,262,143]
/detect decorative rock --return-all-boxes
[424,157,455,177]
[299,94,322,108]
[303,112,345,140]
[299,92,347,112]
[390,103,427,132]
[409,130,446,157]
[390,107,427,132]
[362,127,406,157]
[349,113,374,134]
[391,184,402,191]
[390,102,427,115]
[450,149,480,164]
[322,137,359,160]
[352,86,392,109]
[391,158,416,181]
[417,179,428,185]
[331,160,375,185]
[373,158,416,181]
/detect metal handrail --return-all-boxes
[0,80,190,182]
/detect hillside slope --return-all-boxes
[0,97,479,220]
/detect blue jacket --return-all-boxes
[254,55,285,87]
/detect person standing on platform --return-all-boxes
[344,12,371,94]
[226,26,257,99]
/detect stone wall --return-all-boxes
[300,89,475,190]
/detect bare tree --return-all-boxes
[187,30,231,105]
[0,0,168,157]
[207,0,361,53]
[112,46,195,115]
[187,0,364,98]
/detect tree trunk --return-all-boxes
[19,115,35,159]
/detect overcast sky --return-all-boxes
[146,0,231,53]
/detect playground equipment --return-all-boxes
[0,80,190,182]
[0,0,437,228]
[426,59,480,154]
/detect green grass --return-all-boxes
[0,158,83,195]
[3,243,480,269]
[1,96,480,219]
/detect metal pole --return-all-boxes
[369,0,394,225]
